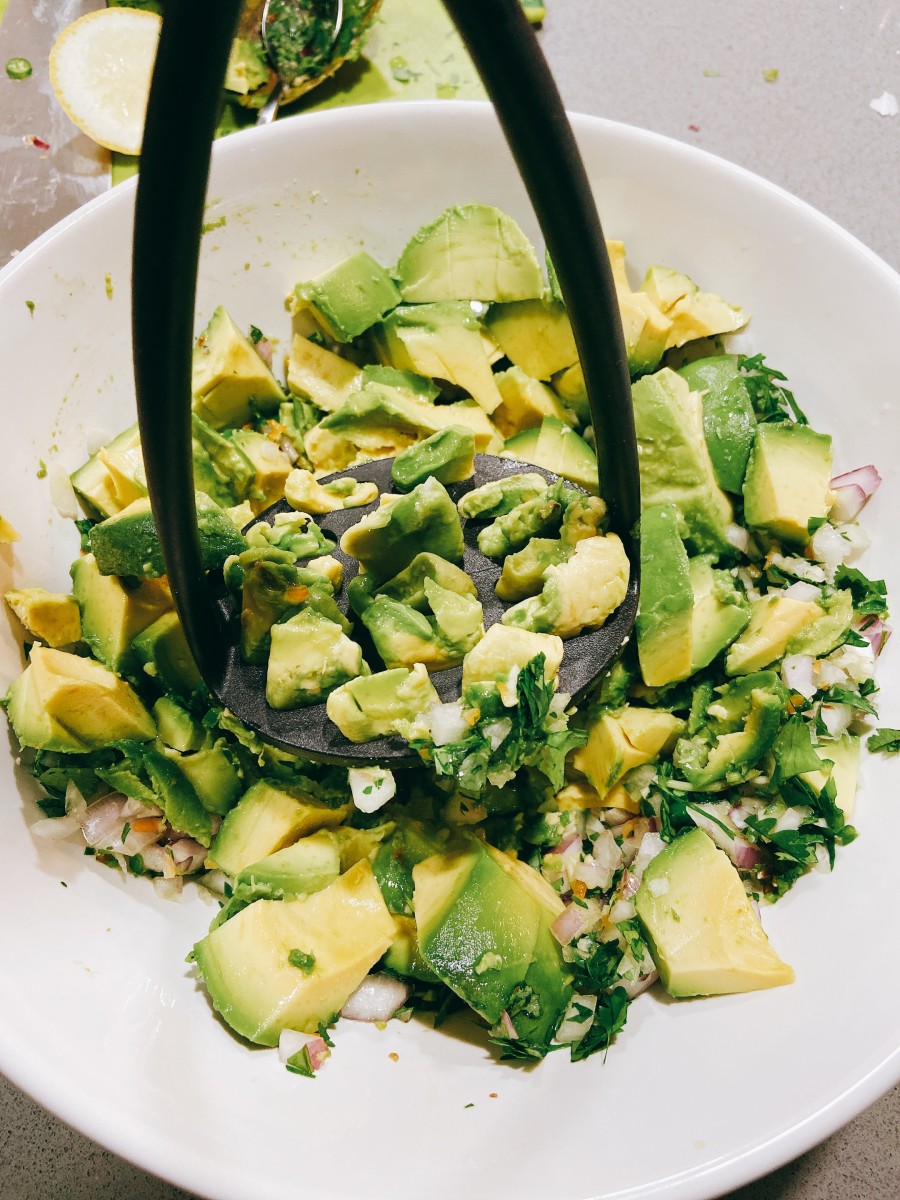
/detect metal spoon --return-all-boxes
[132,0,640,766]
[251,0,344,125]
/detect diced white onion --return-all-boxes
[340,973,409,1022]
[725,523,750,552]
[782,580,821,603]
[48,462,80,519]
[608,898,636,924]
[829,485,867,525]
[428,701,470,747]
[30,815,81,840]
[781,654,817,699]
[820,703,853,738]
[629,832,665,885]
[348,766,396,813]
[835,523,871,564]
[827,643,876,686]
[810,523,849,581]
[554,993,598,1044]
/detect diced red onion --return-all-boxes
[152,875,183,900]
[80,796,128,848]
[498,1010,518,1040]
[829,484,867,525]
[556,830,582,854]
[141,843,176,876]
[858,617,891,657]
[730,838,762,869]
[618,969,659,1000]
[278,1028,330,1071]
[340,973,410,1022]
[729,805,748,831]
[169,838,208,874]
[620,869,640,900]
[550,898,601,946]
[64,781,89,826]
[256,338,274,367]
[831,464,881,498]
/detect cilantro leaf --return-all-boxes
[869,727,900,753]
[772,715,826,779]
[569,986,630,1063]
[834,566,888,616]
[738,354,808,423]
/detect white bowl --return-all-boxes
[0,101,898,1200]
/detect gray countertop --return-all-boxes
[1,1,898,1196]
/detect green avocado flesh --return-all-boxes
[6,201,879,1077]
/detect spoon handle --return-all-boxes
[132,0,245,687]
[442,0,640,542]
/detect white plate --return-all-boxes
[0,102,898,1200]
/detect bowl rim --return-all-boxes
[1,98,899,1200]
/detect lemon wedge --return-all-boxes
[49,8,162,156]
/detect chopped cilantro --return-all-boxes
[834,566,888,615]
[288,949,316,973]
[738,354,807,423]
[569,986,629,1063]
[248,324,264,344]
[25,299,35,314]
[869,728,900,753]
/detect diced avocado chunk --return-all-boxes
[689,556,751,672]
[6,647,156,752]
[174,745,243,816]
[367,552,477,613]
[5,588,81,647]
[395,204,543,303]
[286,333,363,411]
[495,537,570,603]
[209,779,351,877]
[191,414,256,508]
[360,585,483,672]
[573,705,684,800]
[70,423,143,519]
[484,298,578,380]
[461,624,563,692]
[677,356,756,494]
[640,265,747,350]
[635,829,794,997]
[233,832,343,905]
[132,611,202,698]
[502,533,629,638]
[228,430,292,512]
[340,476,463,582]
[224,37,269,94]
[192,306,284,429]
[361,364,441,401]
[305,383,500,472]
[192,859,395,1044]
[372,820,449,916]
[372,302,503,414]
[266,608,366,710]
[673,678,785,787]
[477,482,568,559]
[413,838,570,1042]
[383,914,440,983]
[786,587,853,657]
[390,426,475,492]
[326,663,440,742]
[725,592,823,675]
[801,733,860,820]
[743,422,834,545]
[245,511,333,561]
[636,503,693,687]
[457,472,549,521]
[606,241,671,376]
[236,556,344,665]
[491,366,569,439]
[291,251,401,343]
[89,494,247,579]
[71,553,172,674]
[504,416,599,495]
[141,745,212,846]
[632,369,734,555]
[284,469,378,515]
[154,695,206,752]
